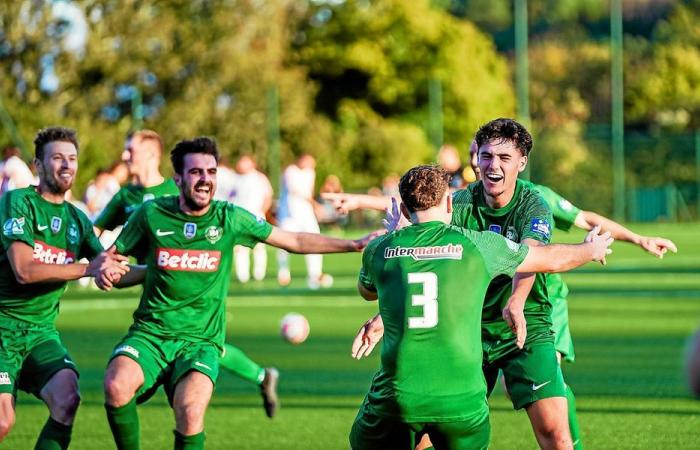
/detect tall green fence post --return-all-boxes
[514,0,531,180]
[611,0,626,221]
[266,85,281,194]
[428,78,443,159]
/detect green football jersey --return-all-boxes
[114,196,272,347]
[451,180,554,349]
[359,221,528,423]
[94,178,178,230]
[525,181,582,322]
[0,188,103,326]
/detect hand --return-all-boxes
[502,297,527,349]
[639,236,677,258]
[351,314,385,359]
[87,248,129,287]
[584,225,614,265]
[354,229,387,251]
[382,197,401,232]
[320,192,361,215]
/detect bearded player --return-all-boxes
[0,127,128,449]
[102,137,379,450]
[95,130,282,418]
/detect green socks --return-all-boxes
[174,430,205,450]
[34,417,72,450]
[105,398,140,450]
[565,384,583,449]
[219,343,265,384]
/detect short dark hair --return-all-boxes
[475,118,532,156]
[170,137,220,175]
[399,165,451,213]
[33,127,79,160]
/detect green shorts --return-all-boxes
[551,297,575,362]
[0,326,78,397]
[109,329,220,405]
[483,339,566,410]
[349,398,490,450]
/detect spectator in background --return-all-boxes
[381,174,400,199]
[438,144,475,191]
[277,154,332,289]
[0,146,35,194]
[218,155,274,283]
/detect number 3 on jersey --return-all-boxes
[407,272,438,329]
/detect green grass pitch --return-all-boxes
[5,223,700,449]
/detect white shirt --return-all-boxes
[279,165,315,221]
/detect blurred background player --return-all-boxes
[0,127,128,449]
[94,130,282,418]
[276,154,332,289]
[437,144,476,192]
[216,155,273,283]
[0,146,35,195]
[84,162,126,221]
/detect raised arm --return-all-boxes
[320,192,392,214]
[574,210,677,258]
[264,227,382,254]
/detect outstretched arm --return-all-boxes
[320,192,392,214]
[574,210,677,258]
[517,225,613,273]
[264,227,383,254]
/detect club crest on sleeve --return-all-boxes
[184,222,197,239]
[205,226,222,244]
[51,216,62,233]
[3,217,25,236]
[0,372,11,385]
[530,218,551,238]
[506,226,518,241]
[558,198,574,211]
[488,224,502,234]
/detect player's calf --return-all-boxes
[104,356,144,407]
[0,394,15,441]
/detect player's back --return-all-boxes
[362,221,497,423]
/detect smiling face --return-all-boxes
[478,139,527,206]
[36,141,78,195]
[175,152,218,213]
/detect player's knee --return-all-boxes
[534,419,570,447]
[104,375,136,407]
[175,402,206,433]
[51,390,81,423]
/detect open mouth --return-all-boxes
[58,171,73,181]
[194,184,212,195]
[485,173,503,183]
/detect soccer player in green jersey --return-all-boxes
[350,165,613,450]
[0,127,129,449]
[94,129,281,418]
[102,137,378,450]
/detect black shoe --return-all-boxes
[260,368,279,418]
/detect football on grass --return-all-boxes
[280,313,310,345]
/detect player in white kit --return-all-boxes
[276,154,330,289]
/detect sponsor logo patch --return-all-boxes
[3,217,25,236]
[488,224,502,233]
[384,244,463,261]
[183,222,197,239]
[0,372,11,385]
[530,218,551,239]
[33,241,76,264]
[114,345,140,358]
[205,226,222,244]
[156,248,221,272]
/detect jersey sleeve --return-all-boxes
[229,205,273,248]
[450,187,474,227]
[0,192,35,249]
[518,191,554,244]
[534,184,581,232]
[94,190,124,230]
[469,230,529,279]
[358,238,381,292]
[113,204,149,259]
